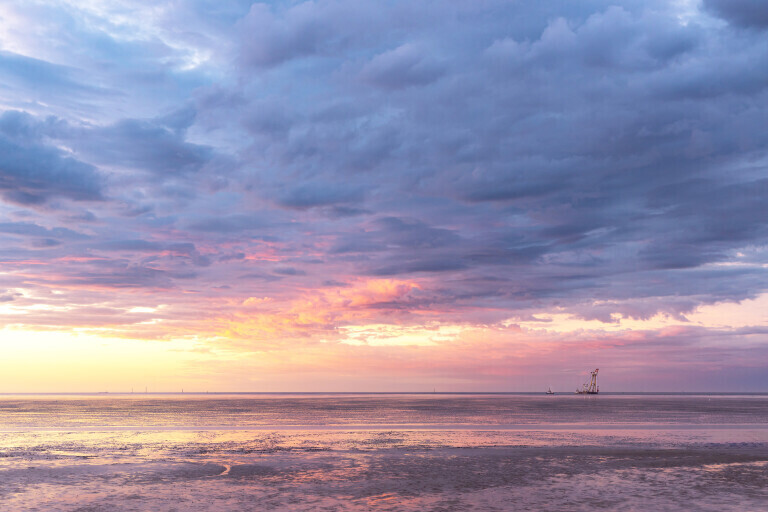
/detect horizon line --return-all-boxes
[1,391,768,396]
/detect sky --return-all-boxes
[0,0,767,392]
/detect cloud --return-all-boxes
[703,0,768,29]
[0,290,20,302]
[0,50,108,105]
[0,117,104,205]
[273,266,306,276]
[238,2,328,67]
[333,217,460,253]
[94,239,211,267]
[72,115,214,176]
[238,0,372,68]
[97,239,163,252]
[0,0,768,389]
[185,214,273,233]
[360,44,445,89]
[276,183,364,209]
[0,221,87,240]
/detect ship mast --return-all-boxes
[576,368,599,394]
[588,368,598,393]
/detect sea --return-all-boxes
[1,393,767,511]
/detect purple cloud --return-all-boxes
[0,0,767,389]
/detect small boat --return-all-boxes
[546,387,555,395]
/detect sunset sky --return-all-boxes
[1,0,767,392]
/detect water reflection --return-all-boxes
[1,396,767,510]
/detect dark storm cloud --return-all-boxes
[703,0,768,29]
[324,206,371,218]
[0,222,86,240]
[237,1,373,68]
[0,127,104,205]
[95,240,211,267]
[184,214,273,233]
[64,265,181,289]
[64,210,98,223]
[29,238,62,248]
[97,240,163,252]
[73,115,213,176]
[373,217,460,249]
[460,172,570,203]
[638,178,768,267]
[273,266,306,276]
[241,99,296,138]
[331,217,460,254]
[2,0,768,345]
[329,216,481,277]
[276,183,364,209]
[370,258,468,277]
[359,44,445,89]
[239,272,282,282]
[218,252,246,262]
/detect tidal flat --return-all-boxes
[1,394,766,511]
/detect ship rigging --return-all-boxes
[576,369,599,394]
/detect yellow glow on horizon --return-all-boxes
[2,292,765,392]
[0,328,209,393]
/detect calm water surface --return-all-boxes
[0,394,766,511]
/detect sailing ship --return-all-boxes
[575,369,599,394]
[546,386,555,395]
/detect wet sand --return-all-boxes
[1,395,767,511]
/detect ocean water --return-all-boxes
[0,394,767,511]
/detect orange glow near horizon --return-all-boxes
[1,288,767,392]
